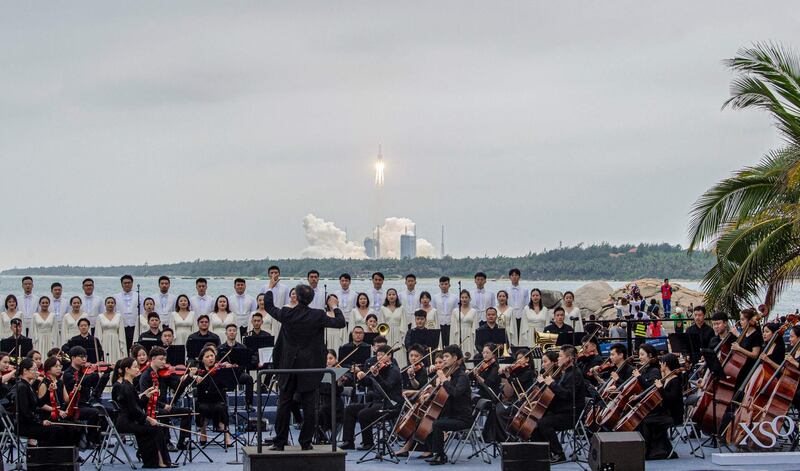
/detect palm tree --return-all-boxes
[688,43,800,313]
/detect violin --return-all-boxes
[84,362,113,374]
[158,364,188,378]
[470,357,496,377]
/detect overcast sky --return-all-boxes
[1,1,798,269]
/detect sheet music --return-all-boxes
[259,347,274,365]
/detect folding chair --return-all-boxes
[93,402,138,470]
[444,398,492,464]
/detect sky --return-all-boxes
[1,1,798,269]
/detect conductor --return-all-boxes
[264,274,346,451]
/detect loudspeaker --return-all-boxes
[26,446,79,471]
[589,432,645,471]
[501,442,550,471]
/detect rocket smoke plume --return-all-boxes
[301,214,436,259]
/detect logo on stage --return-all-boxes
[737,416,796,448]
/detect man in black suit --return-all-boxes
[1,318,33,358]
[264,274,346,451]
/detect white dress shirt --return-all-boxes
[432,291,459,326]
[155,292,177,321]
[20,293,37,330]
[469,288,496,322]
[114,290,140,327]
[260,282,290,308]
[309,286,325,310]
[230,293,256,328]
[334,289,359,314]
[189,294,214,316]
[48,296,70,323]
[507,284,528,320]
[81,294,105,327]
[368,288,385,314]
[401,289,420,325]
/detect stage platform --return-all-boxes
[10,435,800,470]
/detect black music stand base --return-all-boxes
[356,411,398,464]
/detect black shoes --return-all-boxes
[550,452,567,463]
[395,451,409,457]
[428,454,448,465]
[356,443,374,451]
[301,444,313,451]
[268,444,285,451]
[340,441,355,450]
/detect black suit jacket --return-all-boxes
[265,291,346,392]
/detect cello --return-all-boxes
[614,367,684,432]
[411,358,463,443]
[584,356,634,431]
[595,360,654,429]
[727,317,796,443]
[507,364,563,440]
[691,311,762,435]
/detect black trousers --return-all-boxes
[19,423,82,447]
[641,414,674,459]
[125,326,135,352]
[531,411,575,455]
[425,416,471,455]
[238,371,254,407]
[274,376,318,447]
[342,402,385,445]
[77,405,102,444]
[196,401,229,430]
[440,325,451,346]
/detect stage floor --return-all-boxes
[17,434,800,470]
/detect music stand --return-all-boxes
[408,329,440,352]
[556,332,585,347]
[363,333,379,345]
[686,332,703,363]
[668,333,692,356]
[186,338,217,363]
[475,328,507,351]
[337,345,371,366]
[137,336,160,353]
[166,345,187,366]
[244,336,274,370]
[0,338,32,358]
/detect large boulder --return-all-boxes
[575,281,615,312]
[541,289,564,309]
[610,279,705,311]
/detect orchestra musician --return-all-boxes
[341,344,402,451]
[218,324,255,409]
[61,346,109,444]
[194,345,233,446]
[591,343,634,391]
[138,346,196,451]
[531,345,587,464]
[783,325,800,410]
[472,342,501,402]
[424,345,471,466]
[112,357,174,468]
[317,349,344,443]
[708,311,734,352]
[636,353,683,460]
[131,344,150,375]
[404,310,431,350]
[576,334,604,382]
[484,348,543,444]
[36,356,69,423]
[14,357,81,447]
[631,344,661,388]
[728,308,763,390]
[403,344,430,394]
[758,323,786,370]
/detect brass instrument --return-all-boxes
[377,323,390,336]
[533,331,560,350]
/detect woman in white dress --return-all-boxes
[324,294,345,351]
[209,295,234,338]
[562,291,583,330]
[381,289,407,367]
[138,298,156,338]
[418,291,438,329]
[253,293,279,338]
[1,295,22,339]
[96,303,127,364]
[169,295,195,345]
[31,296,59,354]
[348,293,372,333]
[61,296,89,343]
[516,289,551,347]
[450,290,479,358]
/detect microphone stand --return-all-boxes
[568,316,587,469]
[135,284,141,355]
[458,281,463,348]
[13,371,21,470]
